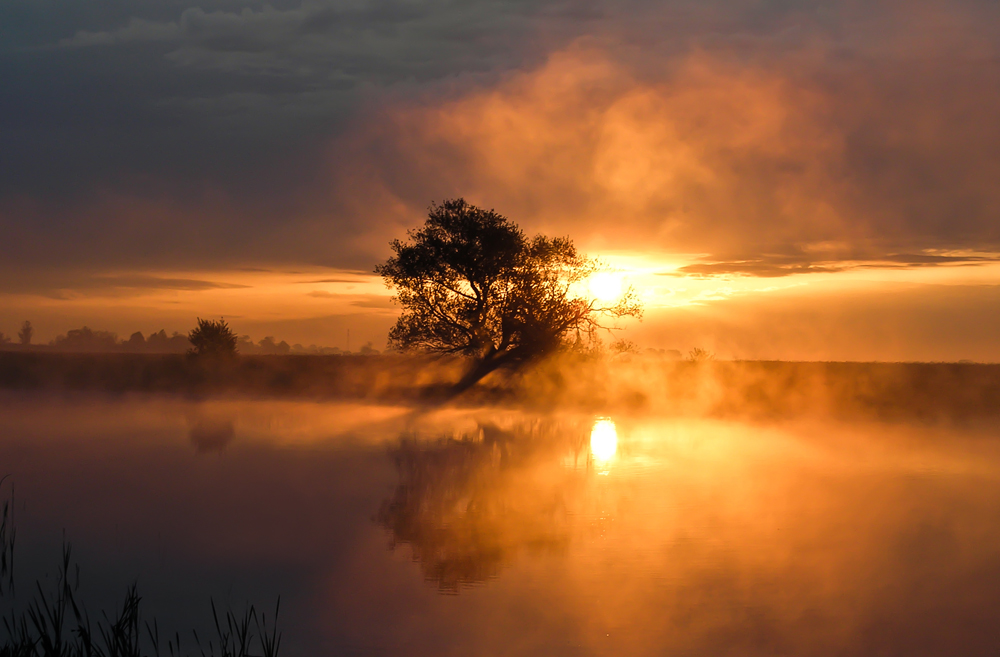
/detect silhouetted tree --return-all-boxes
[687,347,714,362]
[376,199,642,391]
[18,320,33,346]
[188,318,238,358]
[238,335,256,354]
[52,326,118,352]
[126,331,146,350]
[611,338,640,356]
[146,329,189,353]
[257,336,291,355]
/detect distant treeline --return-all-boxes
[0,325,379,356]
[1,352,998,422]
[0,352,451,403]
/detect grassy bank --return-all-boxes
[0,352,462,403]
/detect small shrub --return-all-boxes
[189,318,239,358]
[687,347,715,362]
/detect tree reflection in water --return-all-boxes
[188,415,236,453]
[378,420,595,593]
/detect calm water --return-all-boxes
[3,393,1000,655]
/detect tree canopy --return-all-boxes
[376,199,641,389]
[188,318,238,358]
[18,321,32,346]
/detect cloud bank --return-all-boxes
[2,0,999,276]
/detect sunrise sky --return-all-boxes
[3,0,1000,360]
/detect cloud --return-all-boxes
[665,252,1000,278]
[54,2,555,81]
[350,296,397,310]
[3,0,1000,280]
[1,272,251,300]
[371,46,844,248]
[58,18,180,48]
[94,275,250,291]
[672,262,848,279]
[331,19,1000,271]
[300,276,369,284]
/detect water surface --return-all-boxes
[2,393,1000,655]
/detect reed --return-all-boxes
[0,482,281,657]
[0,476,13,596]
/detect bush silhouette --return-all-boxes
[188,318,238,358]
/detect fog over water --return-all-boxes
[3,393,1000,655]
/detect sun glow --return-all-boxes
[590,418,618,463]
[588,272,625,302]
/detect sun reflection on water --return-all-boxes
[590,418,618,466]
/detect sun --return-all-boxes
[588,271,624,302]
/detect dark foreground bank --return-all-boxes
[1,352,998,421]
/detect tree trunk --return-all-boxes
[447,346,535,399]
[450,355,505,397]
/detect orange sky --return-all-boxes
[4,254,1000,361]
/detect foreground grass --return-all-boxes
[0,483,281,657]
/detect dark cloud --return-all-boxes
[666,252,1000,278]
[2,0,1000,278]
[350,296,397,309]
[0,0,580,201]
[94,275,250,290]
[1,271,250,299]
[300,276,370,284]
[671,262,848,279]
